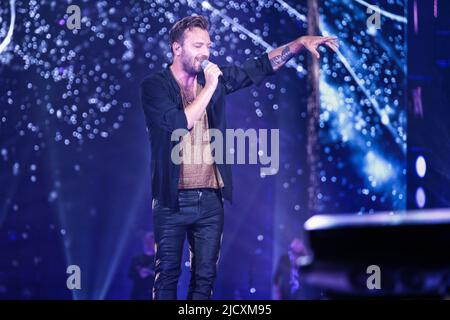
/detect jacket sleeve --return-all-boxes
[220,52,275,95]
[140,75,189,133]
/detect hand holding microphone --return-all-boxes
[200,59,223,91]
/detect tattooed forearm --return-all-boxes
[267,36,338,72]
[269,45,294,71]
[267,37,307,72]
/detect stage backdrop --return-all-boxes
[0,0,406,299]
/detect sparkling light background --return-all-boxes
[317,0,407,214]
[0,0,406,299]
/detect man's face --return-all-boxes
[174,27,211,75]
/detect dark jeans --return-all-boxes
[152,188,224,300]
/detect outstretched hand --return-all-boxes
[300,36,339,59]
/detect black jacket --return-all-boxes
[140,53,275,210]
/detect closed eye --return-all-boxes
[193,43,212,48]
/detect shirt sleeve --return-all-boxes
[221,52,275,95]
[140,75,189,133]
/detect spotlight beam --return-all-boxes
[274,0,307,23]
[0,0,16,55]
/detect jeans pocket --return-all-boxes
[202,194,224,217]
[152,199,171,215]
[205,190,223,208]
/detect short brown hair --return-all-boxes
[169,15,209,52]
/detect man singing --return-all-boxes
[140,15,338,300]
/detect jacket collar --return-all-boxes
[164,63,206,89]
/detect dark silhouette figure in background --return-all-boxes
[129,232,156,300]
[273,238,308,300]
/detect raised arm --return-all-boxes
[268,35,339,72]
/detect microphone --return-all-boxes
[200,59,211,71]
[200,59,232,91]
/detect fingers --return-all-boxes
[304,36,339,58]
[326,41,339,52]
[320,38,338,45]
[319,36,338,44]
[207,67,222,77]
[319,36,337,42]
[204,62,216,71]
[327,38,339,46]
[204,62,218,71]
[317,37,339,53]
[205,63,223,77]
[328,39,339,52]
[214,66,223,77]
[307,45,320,59]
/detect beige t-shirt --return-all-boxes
[177,81,224,189]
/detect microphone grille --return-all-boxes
[200,59,210,70]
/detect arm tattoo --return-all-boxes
[269,45,293,69]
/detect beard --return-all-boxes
[181,54,202,75]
